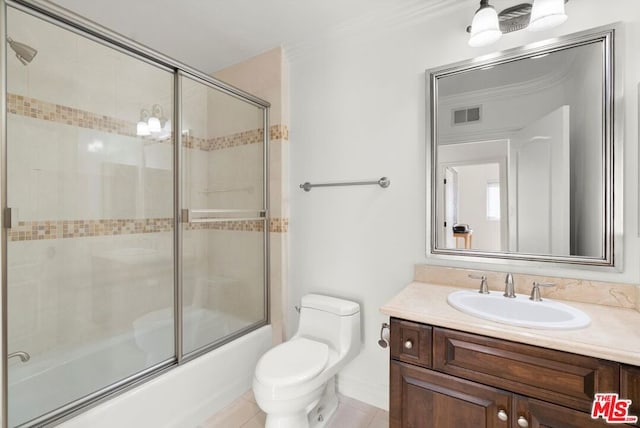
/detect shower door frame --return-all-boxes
[175,70,271,364]
[0,0,271,426]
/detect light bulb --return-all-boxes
[468,2,502,47]
[137,121,150,136]
[528,0,567,32]
[147,116,162,133]
[156,119,172,141]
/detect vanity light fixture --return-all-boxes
[467,0,569,47]
[528,0,567,32]
[136,109,151,136]
[136,104,171,140]
[468,0,502,47]
[147,104,163,133]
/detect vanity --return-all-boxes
[389,18,640,426]
[381,280,640,428]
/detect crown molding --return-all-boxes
[438,59,575,107]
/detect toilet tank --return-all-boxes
[296,294,361,357]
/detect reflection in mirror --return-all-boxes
[429,26,616,265]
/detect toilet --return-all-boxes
[253,294,361,428]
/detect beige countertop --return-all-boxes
[380,282,640,366]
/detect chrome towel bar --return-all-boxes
[300,177,390,192]
[181,209,267,223]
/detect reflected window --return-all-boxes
[486,181,500,221]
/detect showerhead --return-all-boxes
[7,36,37,65]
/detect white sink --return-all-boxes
[447,290,591,330]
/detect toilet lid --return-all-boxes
[255,338,329,386]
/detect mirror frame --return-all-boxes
[427,25,622,267]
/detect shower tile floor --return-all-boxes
[199,390,389,428]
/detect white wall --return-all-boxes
[288,0,640,409]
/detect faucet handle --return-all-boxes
[529,281,555,302]
[503,272,516,298]
[468,274,489,294]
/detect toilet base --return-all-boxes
[265,412,309,428]
[263,378,339,428]
[307,378,339,428]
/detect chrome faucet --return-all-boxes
[8,351,30,363]
[503,273,515,298]
[468,274,489,294]
[529,281,555,302]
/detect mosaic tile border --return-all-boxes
[270,124,289,141]
[184,125,287,151]
[7,93,289,152]
[269,218,289,233]
[7,94,136,137]
[9,219,173,241]
[9,217,289,241]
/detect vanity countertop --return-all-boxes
[380,282,640,366]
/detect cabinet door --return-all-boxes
[514,396,634,428]
[391,361,510,428]
[621,365,640,427]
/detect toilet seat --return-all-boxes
[256,338,329,387]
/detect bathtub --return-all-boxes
[8,309,271,427]
[132,305,253,365]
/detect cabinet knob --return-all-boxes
[403,340,413,350]
[517,416,529,428]
[497,409,508,422]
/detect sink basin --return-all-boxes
[447,290,591,330]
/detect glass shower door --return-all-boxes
[179,74,267,356]
[5,6,175,426]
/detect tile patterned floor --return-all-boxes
[199,390,388,428]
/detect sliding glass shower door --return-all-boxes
[179,74,267,356]
[5,6,176,426]
[3,3,268,427]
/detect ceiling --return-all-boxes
[50,0,471,73]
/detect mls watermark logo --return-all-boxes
[591,393,638,424]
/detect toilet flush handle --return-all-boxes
[294,305,301,314]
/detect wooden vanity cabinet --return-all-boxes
[390,318,637,428]
[622,365,640,427]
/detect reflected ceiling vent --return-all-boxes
[452,106,481,125]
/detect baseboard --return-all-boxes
[336,373,388,411]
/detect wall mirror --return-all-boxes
[428,26,619,266]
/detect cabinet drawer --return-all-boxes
[390,318,432,368]
[621,365,640,427]
[433,327,619,412]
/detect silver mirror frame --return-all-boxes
[426,24,623,268]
